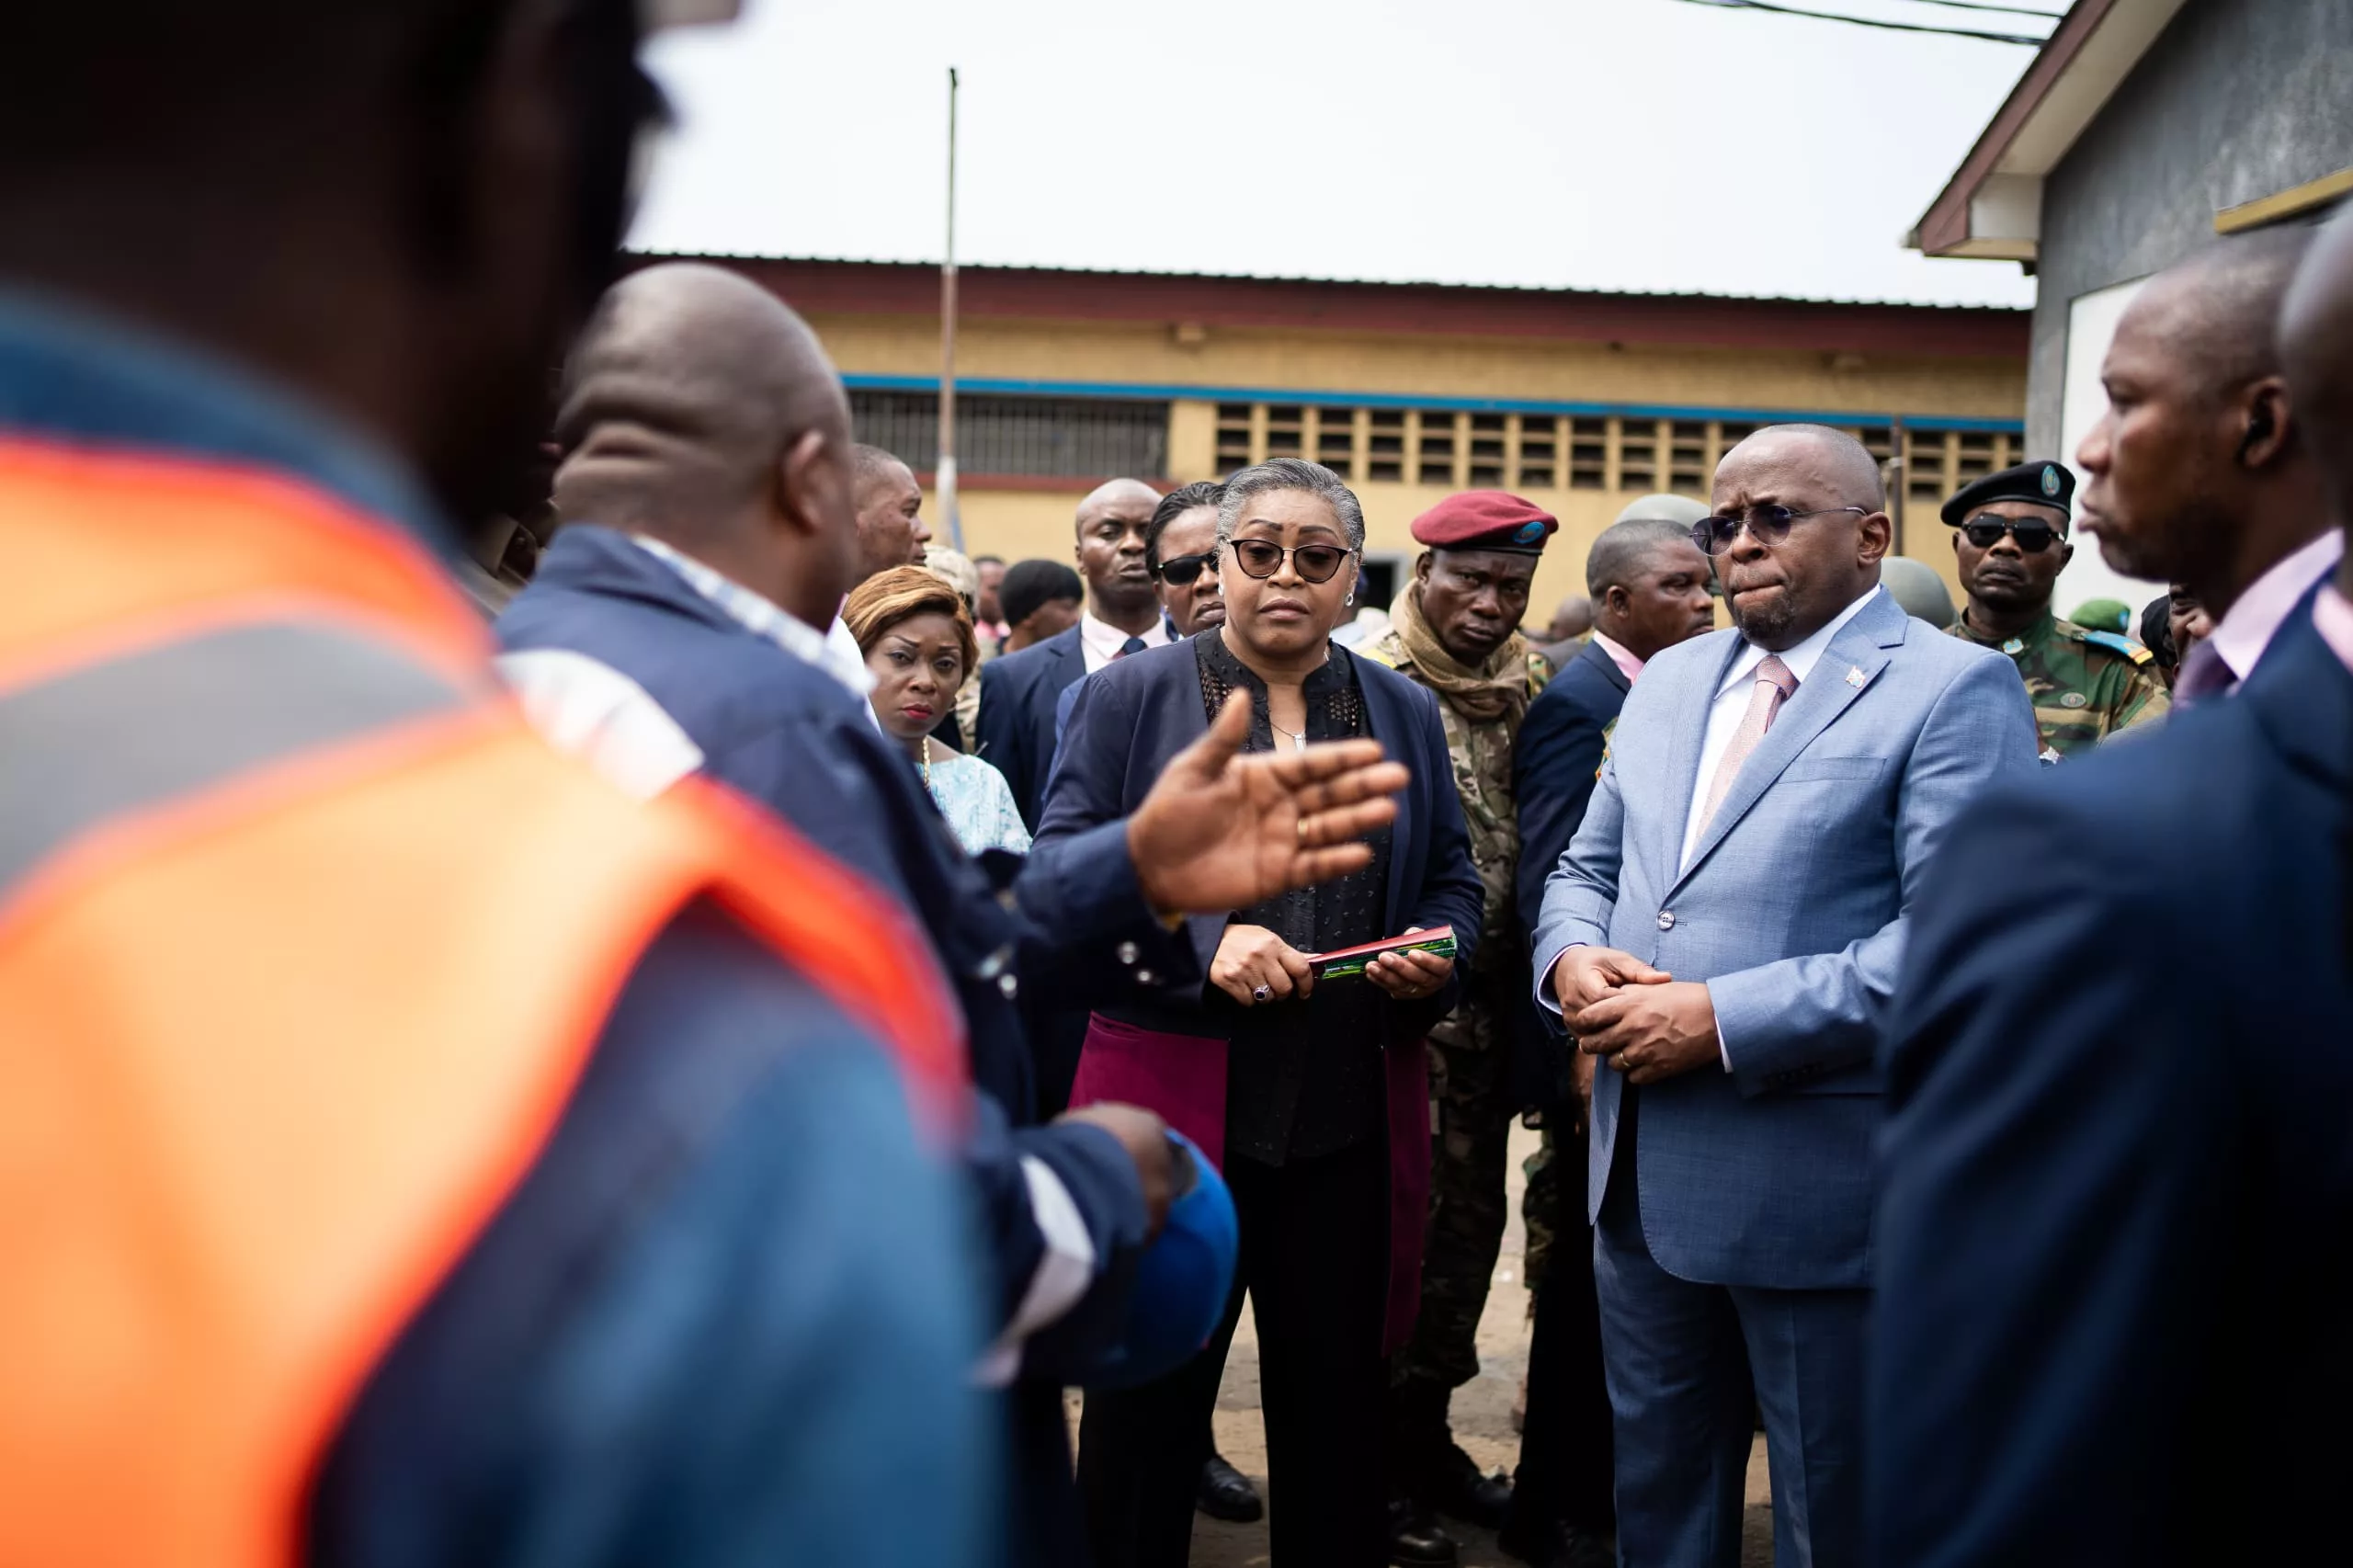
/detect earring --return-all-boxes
[1345,593,1356,607]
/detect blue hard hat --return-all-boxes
[1083,1131,1239,1391]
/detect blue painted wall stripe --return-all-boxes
[839,372,2026,434]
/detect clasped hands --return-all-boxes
[1550,946,1720,1087]
[1211,923,1452,1007]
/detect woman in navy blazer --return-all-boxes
[1041,460,1484,1568]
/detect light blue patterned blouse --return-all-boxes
[924,746,1032,857]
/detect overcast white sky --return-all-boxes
[632,0,2053,308]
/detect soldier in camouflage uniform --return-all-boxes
[1364,491,1558,1564]
[1942,460,2170,760]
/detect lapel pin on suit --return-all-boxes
[1845,665,1869,690]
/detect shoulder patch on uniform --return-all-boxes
[2081,629,2153,665]
[1359,640,1403,670]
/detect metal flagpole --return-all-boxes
[938,66,964,552]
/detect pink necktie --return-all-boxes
[1699,653,1797,834]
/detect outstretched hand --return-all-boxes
[1128,690,1408,915]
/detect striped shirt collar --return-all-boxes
[630,535,875,698]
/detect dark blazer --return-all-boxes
[1036,636,1486,1348]
[1513,636,1632,938]
[1871,604,2353,1568]
[1509,635,1633,1108]
[976,623,1086,831]
[497,528,1188,1112]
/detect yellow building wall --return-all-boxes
[836,312,2024,618]
[813,314,2028,423]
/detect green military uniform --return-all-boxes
[1366,608,1550,1433]
[1947,609,2170,760]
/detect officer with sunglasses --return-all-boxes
[1942,460,2169,761]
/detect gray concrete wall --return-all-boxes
[2024,0,2353,453]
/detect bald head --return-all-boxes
[1074,477,1165,630]
[2125,227,2315,403]
[553,263,847,533]
[1711,424,1890,650]
[553,263,858,625]
[1077,478,1164,535]
[2077,228,2327,612]
[1722,425,1887,512]
[2281,210,2353,528]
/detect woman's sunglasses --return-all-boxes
[1228,540,1355,585]
[1156,550,1219,586]
[1957,515,2064,553]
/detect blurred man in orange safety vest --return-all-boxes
[0,6,1414,1565]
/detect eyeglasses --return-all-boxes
[1156,550,1219,586]
[1690,505,1870,557]
[1228,539,1355,585]
[1957,515,2065,554]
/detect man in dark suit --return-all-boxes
[980,478,1176,1116]
[1505,504,1715,1568]
[1868,205,2353,1568]
[977,478,1173,831]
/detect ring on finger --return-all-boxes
[1252,983,1273,1003]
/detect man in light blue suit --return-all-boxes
[1529,426,2039,1568]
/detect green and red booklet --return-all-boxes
[1307,926,1458,982]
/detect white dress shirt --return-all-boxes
[1679,585,1884,871]
[2207,528,2344,685]
[1077,609,1171,674]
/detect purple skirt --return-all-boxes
[1066,1011,1432,1355]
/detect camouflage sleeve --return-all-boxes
[2109,664,2171,733]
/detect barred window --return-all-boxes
[850,390,1169,479]
[1415,411,1459,487]
[1199,399,2017,501]
[1368,411,1406,483]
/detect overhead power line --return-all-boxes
[1666,0,2052,45]
[1899,0,2066,17]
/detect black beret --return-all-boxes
[1941,460,2075,528]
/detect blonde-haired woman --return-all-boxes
[845,565,1030,857]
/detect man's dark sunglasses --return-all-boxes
[1958,514,2065,553]
[1156,549,1219,585]
[1229,540,1355,584]
[1690,505,1870,557]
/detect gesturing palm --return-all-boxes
[1126,691,1409,915]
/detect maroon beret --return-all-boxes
[1410,491,1558,554]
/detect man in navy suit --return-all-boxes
[977,477,1174,832]
[1505,500,1714,1568]
[1869,210,2353,1568]
[1530,426,2039,1568]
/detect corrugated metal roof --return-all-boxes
[631,249,2032,314]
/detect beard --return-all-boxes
[1727,582,1799,646]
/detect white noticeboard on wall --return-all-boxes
[2054,276,2165,624]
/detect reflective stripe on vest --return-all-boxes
[0,440,965,1568]
[0,618,465,896]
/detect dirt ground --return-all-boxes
[1075,1119,1774,1567]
